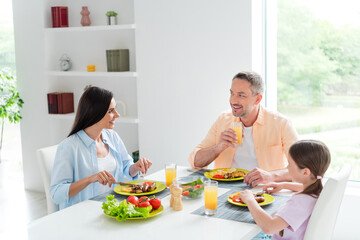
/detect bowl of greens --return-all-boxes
[174,176,206,199]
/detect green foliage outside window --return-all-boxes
[0,69,24,162]
[277,0,360,107]
[0,19,16,73]
[277,0,360,180]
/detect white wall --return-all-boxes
[135,0,265,174]
[13,0,265,191]
[13,0,49,192]
[13,0,138,192]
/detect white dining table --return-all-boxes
[27,166,263,240]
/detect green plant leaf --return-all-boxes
[0,68,24,125]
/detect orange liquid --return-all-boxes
[232,126,242,144]
[205,186,218,210]
[165,168,176,187]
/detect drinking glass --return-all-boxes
[165,163,177,187]
[231,121,243,145]
[204,179,218,215]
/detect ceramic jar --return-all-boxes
[80,6,91,26]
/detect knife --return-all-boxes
[112,181,142,187]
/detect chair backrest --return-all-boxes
[304,164,352,240]
[36,145,59,214]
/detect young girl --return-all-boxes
[239,140,331,240]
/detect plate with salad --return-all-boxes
[102,195,163,221]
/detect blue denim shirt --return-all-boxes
[50,129,137,210]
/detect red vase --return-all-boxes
[80,6,91,26]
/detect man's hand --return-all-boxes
[244,168,274,187]
[217,128,238,151]
[194,128,243,169]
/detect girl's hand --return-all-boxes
[239,190,257,204]
[134,158,152,174]
[91,170,116,187]
[263,182,283,194]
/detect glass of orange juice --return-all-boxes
[165,163,177,187]
[204,179,218,215]
[231,122,242,145]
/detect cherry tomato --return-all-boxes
[181,185,192,190]
[182,190,190,196]
[138,196,149,202]
[213,174,224,179]
[232,194,239,201]
[126,195,138,206]
[232,194,243,203]
[149,197,161,210]
[138,201,151,208]
[194,185,203,189]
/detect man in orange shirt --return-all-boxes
[188,71,298,187]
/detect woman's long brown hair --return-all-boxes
[68,86,113,137]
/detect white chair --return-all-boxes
[36,145,59,214]
[304,164,352,240]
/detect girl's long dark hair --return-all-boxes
[68,86,113,137]
[289,140,331,197]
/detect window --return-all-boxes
[275,0,360,180]
[0,0,23,180]
[0,0,16,72]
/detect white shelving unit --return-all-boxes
[44,0,139,151]
[47,71,137,77]
[44,24,135,33]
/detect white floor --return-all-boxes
[0,122,47,236]
[0,160,47,236]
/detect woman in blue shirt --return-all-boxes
[50,86,152,210]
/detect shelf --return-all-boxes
[49,113,139,124]
[47,71,137,77]
[44,24,136,33]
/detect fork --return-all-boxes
[254,190,266,196]
[255,188,274,196]
[138,171,146,184]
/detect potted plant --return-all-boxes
[106,11,118,25]
[0,69,24,163]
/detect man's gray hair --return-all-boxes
[232,71,264,95]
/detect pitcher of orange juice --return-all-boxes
[231,121,243,145]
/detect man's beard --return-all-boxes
[232,106,251,118]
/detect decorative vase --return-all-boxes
[80,6,91,26]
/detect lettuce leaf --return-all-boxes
[181,178,204,186]
[102,195,152,221]
[102,195,120,216]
